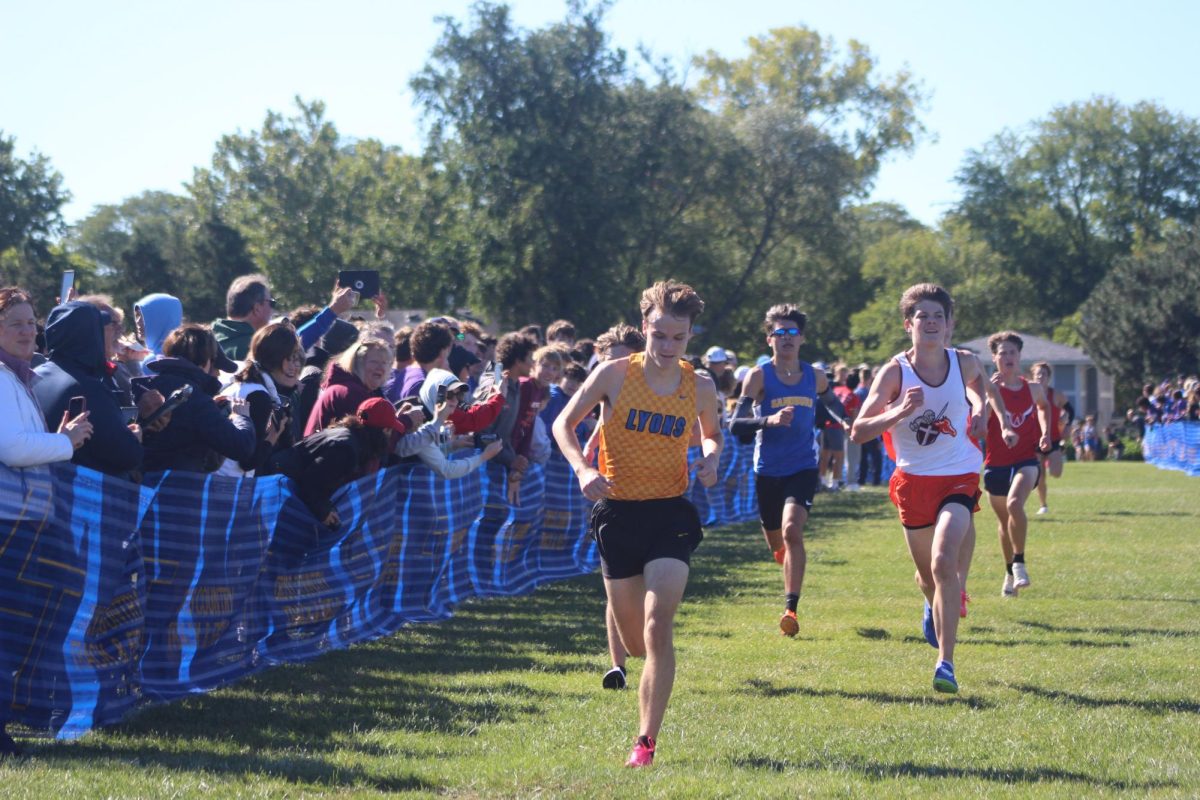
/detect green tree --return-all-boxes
[414,2,701,331]
[846,220,1042,365]
[956,97,1200,320]
[68,191,257,323]
[195,99,457,315]
[691,26,928,335]
[1078,226,1200,385]
[0,132,78,305]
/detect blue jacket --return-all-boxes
[134,293,183,364]
[139,357,256,473]
[32,302,143,479]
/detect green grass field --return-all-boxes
[4,462,1199,798]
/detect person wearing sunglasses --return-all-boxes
[213,274,357,362]
[729,305,838,638]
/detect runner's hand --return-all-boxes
[1038,433,1051,452]
[691,454,718,488]
[771,406,794,427]
[898,386,924,416]
[1001,425,1019,449]
[576,466,613,501]
[969,413,986,440]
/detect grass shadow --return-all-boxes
[1018,620,1200,639]
[29,739,436,792]
[730,754,1176,791]
[738,678,994,710]
[1009,683,1200,715]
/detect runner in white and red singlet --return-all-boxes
[984,332,1051,598]
[853,284,1017,694]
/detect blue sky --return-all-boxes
[3,0,1197,226]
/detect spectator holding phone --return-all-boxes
[0,288,93,469]
[216,323,304,476]
[139,324,256,473]
[33,301,142,480]
[414,369,503,478]
[213,274,356,361]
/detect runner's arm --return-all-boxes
[692,373,723,487]
[728,367,789,435]
[969,356,1019,444]
[1031,381,1053,450]
[850,361,917,443]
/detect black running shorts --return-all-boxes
[590,495,703,580]
[983,458,1041,497]
[755,468,818,530]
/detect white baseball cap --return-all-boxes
[704,346,730,363]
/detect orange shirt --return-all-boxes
[597,353,697,500]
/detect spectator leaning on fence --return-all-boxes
[33,301,144,480]
[216,322,305,476]
[0,288,94,471]
[414,368,504,478]
[261,397,400,528]
[307,338,403,435]
[0,290,96,759]
[139,324,257,474]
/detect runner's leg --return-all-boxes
[635,558,690,741]
[1005,467,1039,556]
[930,504,969,666]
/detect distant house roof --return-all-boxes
[955,332,1095,367]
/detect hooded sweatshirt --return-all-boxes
[413,369,490,479]
[212,318,256,361]
[32,302,142,479]
[134,293,183,365]
[304,363,406,437]
[140,356,255,473]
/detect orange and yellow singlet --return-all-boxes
[597,353,697,500]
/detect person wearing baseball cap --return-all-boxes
[261,396,408,529]
[703,346,732,378]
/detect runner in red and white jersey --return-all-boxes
[983,332,1051,598]
[853,283,1017,695]
[1029,361,1073,516]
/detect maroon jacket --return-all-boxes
[304,363,410,437]
[510,378,547,459]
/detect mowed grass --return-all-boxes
[4,462,1199,798]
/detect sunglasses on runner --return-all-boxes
[770,327,801,337]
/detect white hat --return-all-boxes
[734,365,750,382]
[704,346,730,364]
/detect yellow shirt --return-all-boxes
[597,353,697,500]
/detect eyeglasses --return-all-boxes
[267,298,278,309]
[770,327,801,338]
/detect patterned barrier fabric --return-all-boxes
[1143,422,1200,476]
[1,447,761,739]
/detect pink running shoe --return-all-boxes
[625,735,655,768]
[959,590,971,619]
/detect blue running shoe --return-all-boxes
[933,661,958,694]
[922,601,938,649]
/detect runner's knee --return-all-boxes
[643,615,673,654]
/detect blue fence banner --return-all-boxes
[1143,422,1200,476]
[1,441,762,740]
